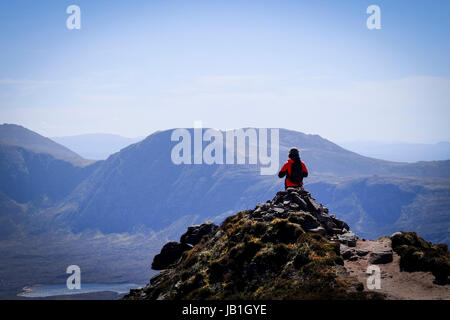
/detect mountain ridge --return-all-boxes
[1,124,449,299]
[1,124,449,244]
[44,128,450,244]
[0,123,92,166]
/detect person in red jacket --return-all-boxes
[278,148,308,189]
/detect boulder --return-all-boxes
[253,207,262,214]
[340,245,357,260]
[288,212,320,230]
[390,232,449,284]
[263,212,277,221]
[272,191,288,204]
[305,226,326,236]
[323,219,338,233]
[331,228,344,235]
[369,250,393,264]
[315,214,338,233]
[151,242,192,270]
[356,249,369,257]
[180,222,219,246]
[337,231,358,247]
[305,196,321,212]
[330,216,350,231]
[391,232,403,238]
[250,210,262,219]
[290,193,308,209]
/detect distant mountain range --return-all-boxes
[52,134,143,160]
[1,123,449,298]
[42,128,448,245]
[50,131,450,164]
[339,140,450,163]
[1,124,449,244]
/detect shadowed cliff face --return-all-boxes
[124,188,384,300]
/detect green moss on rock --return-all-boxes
[391,232,449,285]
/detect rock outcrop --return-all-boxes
[391,232,449,285]
[151,242,193,270]
[125,188,449,300]
[125,188,384,300]
[247,188,348,238]
[340,245,369,261]
[180,222,219,246]
[152,222,218,270]
[369,250,394,264]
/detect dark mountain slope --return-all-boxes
[0,144,100,206]
[0,192,28,240]
[51,130,277,233]
[50,129,450,243]
[0,123,91,166]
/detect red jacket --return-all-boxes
[278,158,308,187]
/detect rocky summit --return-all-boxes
[124,188,449,300]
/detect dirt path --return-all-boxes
[343,238,450,300]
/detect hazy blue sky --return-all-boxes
[0,0,449,143]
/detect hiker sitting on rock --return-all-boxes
[278,148,308,189]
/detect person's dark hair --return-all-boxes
[288,147,300,161]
